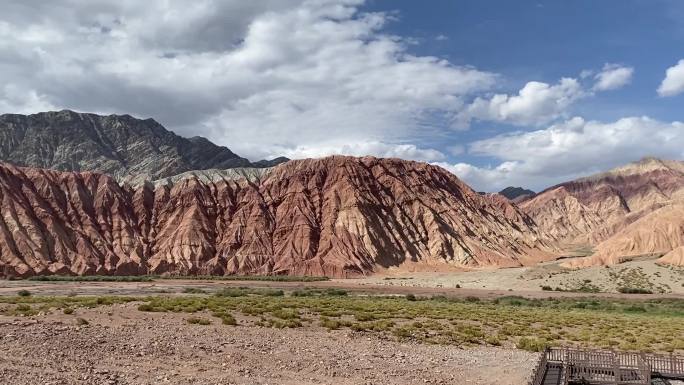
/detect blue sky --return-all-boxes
[2,0,684,191]
[360,0,684,188]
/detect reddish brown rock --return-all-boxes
[0,156,555,278]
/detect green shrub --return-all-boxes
[624,305,647,313]
[324,288,347,296]
[17,290,31,297]
[63,308,74,315]
[618,287,653,294]
[215,288,247,297]
[516,337,548,352]
[137,304,155,312]
[187,317,211,325]
[291,289,315,297]
[220,314,237,325]
[182,287,206,294]
[541,286,553,291]
[76,317,89,326]
[405,294,417,301]
[271,308,299,320]
[262,289,285,297]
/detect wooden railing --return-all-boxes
[642,353,684,377]
[527,350,547,385]
[527,348,684,385]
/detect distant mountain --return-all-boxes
[498,186,535,203]
[0,110,287,182]
[0,156,554,278]
[520,157,684,267]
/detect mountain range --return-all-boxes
[518,157,684,267]
[0,110,682,277]
[0,156,553,277]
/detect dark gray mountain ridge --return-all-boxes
[0,110,287,181]
[499,186,535,201]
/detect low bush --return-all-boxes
[182,287,206,294]
[324,288,348,296]
[618,287,653,294]
[187,317,211,325]
[76,317,89,326]
[220,313,237,325]
[516,337,549,352]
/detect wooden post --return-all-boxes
[612,350,619,385]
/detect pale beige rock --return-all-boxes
[523,157,684,267]
[658,246,684,266]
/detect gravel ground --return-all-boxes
[0,304,536,385]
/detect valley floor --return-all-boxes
[0,304,534,385]
[356,258,684,295]
[0,279,682,385]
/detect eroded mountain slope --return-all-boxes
[520,158,684,266]
[0,156,554,277]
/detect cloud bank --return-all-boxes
[0,0,495,161]
[436,116,684,191]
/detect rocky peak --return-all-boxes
[0,110,288,182]
[498,186,535,203]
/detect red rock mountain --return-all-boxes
[519,157,684,266]
[0,156,554,278]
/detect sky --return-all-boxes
[1,0,684,191]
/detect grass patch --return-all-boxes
[182,287,207,294]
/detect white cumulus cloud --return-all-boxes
[593,64,634,91]
[658,59,684,97]
[455,77,586,127]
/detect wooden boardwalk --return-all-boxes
[542,363,563,385]
[527,348,684,385]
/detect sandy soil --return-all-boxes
[0,304,536,385]
[353,259,684,295]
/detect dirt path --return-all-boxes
[0,304,535,385]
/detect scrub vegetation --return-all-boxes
[1,289,682,354]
